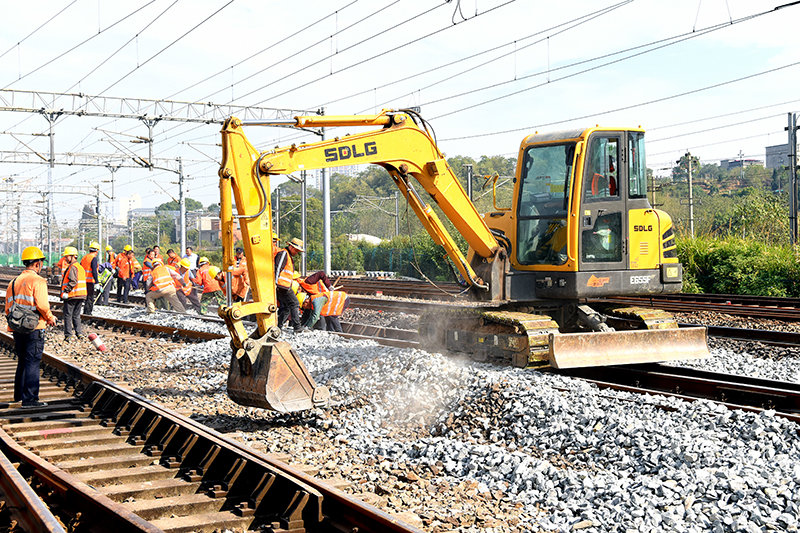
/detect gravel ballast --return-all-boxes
[25,304,798,532]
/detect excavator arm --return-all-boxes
[217,110,507,412]
[242,110,503,289]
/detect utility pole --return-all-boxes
[42,111,62,262]
[465,164,473,201]
[301,170,307,275]
[320,107,330,275]
[275,186,280,238]
[394,191,400,237]
[789,113,798,244]
[178,158,186,253]
[678,152,695,238]
[16,205,21,259]
[738,149,745,184]
[96,184,102,248]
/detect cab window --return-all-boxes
[517,143,574,265]
[628,131,647,198]
[584,137,619,200]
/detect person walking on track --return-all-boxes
[4,246,57,407]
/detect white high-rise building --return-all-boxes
[117,194,142,225]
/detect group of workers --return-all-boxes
[3,232,350,407]
[273,235,350,333]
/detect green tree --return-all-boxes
[156,198,203,212]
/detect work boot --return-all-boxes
[294,326,308,334]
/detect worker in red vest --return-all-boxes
[60,246,87,341]
[79,241,100,315]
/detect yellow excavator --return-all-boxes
[217,109,708,413]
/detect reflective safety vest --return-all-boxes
[149,264,174,292]
[80,251,98,283]
[4,270,54,330]
[62,263,87,299]
[142,260,154,283]
[318,290,347,316]
[167,255,180,268]
[55,256,68,275]
[117,253,132,279]
[300,279,327,296]
[178,270,193,295]
[276,251,293,288]
[193,265,221,293]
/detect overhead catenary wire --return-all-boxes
[429,2,800,122]
[1,1,158,89]
[442,59,800,141]
[0,0,79,62]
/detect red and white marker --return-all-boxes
[87,333,107,352]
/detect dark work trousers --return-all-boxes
[63,298,85,337]
[83,282,95,315]
[117,278,132,303]
[177,290,202,313]
[276,286,301,329]
[13,329,44,405]
[101,278,113,305]
[326,315,343,332]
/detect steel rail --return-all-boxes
[0,331,421,533]
[0,440,66,533]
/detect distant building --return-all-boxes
[346,233,383,245]
[719,158,763,171]
[118,194,142,225]
[766,144,790,170]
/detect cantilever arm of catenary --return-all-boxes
[221,110,500,303]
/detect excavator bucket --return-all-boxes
[548,326,709,369]
[227,340,330,413]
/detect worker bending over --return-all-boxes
[176,259,202,313]
[60,247,87,341]
[5,246,57,407]
[80,242,100,315]
[145,260,185,313]
[193,257,223,314]
[274,238,306,333]
[299,270,335,329]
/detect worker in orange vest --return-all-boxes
[192,258,223,314]
[298,270,335,329]
[317,291,349,332]
[79,241,100,316]
[145,260,185,313]
[152,245,165,264]
[166,248,181,268]
[274,238,305,332]
[229,247,250,302]
[60,246,87,341]
[116,246,135,303]
[176,258,201,313]
[5,246,57,407]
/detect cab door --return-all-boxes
[578,133,627,271]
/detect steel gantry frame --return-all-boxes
[0,88,320,258]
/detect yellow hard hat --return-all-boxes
[198,256,209,265]
[166,264,177,271]
[105,245,113,251]
[208,266,221,277]
[272,231,279,241]
[152,259,163,267]
[179,258,191,269]
[292,271,301,279]
[89,241,100,250]
[124,244,132,251]
[63,246,78,257]
[21,246,45,262]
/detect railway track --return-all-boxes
[0,330,419,533]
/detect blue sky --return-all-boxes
[0,0,798,235]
